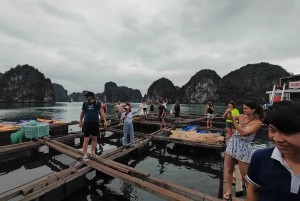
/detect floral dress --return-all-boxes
[225,120,256,163]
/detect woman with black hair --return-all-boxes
[223,101,264,200]
[246,101,300,201]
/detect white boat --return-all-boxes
[265,74,300,108]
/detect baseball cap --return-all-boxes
[84,91,94,97]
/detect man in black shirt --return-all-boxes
[158,100,166,130]
[204,100,215,128]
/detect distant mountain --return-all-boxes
[53,83,68,102]
[147,78,178,103]
[104,82,142,102]
[217,62,290,103]
[0,64,55,102]
[145,63,289,104]
[0,72,3,80]
[69,92,86,102]
[179,69,221,104]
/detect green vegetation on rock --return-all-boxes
[0,64,55,102]
[217,62,290,104]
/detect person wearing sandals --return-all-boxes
[246,101,300,201]
[79,91,107,162]
[205,100,215,128]
[121,105,143,148]
[222,101,240,139]
[223,101,264,200]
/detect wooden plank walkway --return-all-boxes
[0,164,92,201]
[40,139,215,201]
[0,114,234,201]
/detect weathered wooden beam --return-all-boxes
[0,164,88,201]
[20,167,92,201]
[43,141,81,159]
[85,159,193,201]
[108,139,151,160]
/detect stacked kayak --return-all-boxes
[37,118,66,124]
[0,123,21,132]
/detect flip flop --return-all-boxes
[223,193,232,200]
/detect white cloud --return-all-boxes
[0,0,299,95]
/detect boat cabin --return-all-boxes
[266,74,300,103]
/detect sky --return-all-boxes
[0,0,300,95]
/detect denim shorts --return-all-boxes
[225,122,236,129]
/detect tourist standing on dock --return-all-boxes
[114,101,125,125]
[142,101,147,116]
[163,98,168,110]
[223,101,264,200]
[173,100,180,123]
[205,100,215,128]
[79,91,107,162]
[222,101,239,139]
[158,100,166,129]
[246,101,300,201]
[150,101,155,116]
[121,105,143,147]
[102,101,107,113]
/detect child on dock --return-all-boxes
[224,101,264,200]
[246,101,300,201]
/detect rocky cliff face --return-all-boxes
[69,92,85,102]
[104,82,142,102]
[53,83,68,102]
[217,62,290,103]
[0,65,55,102]
[0,73,3,80]
[179,70,221,104]
[147,78,178,103]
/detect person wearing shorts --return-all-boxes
[79,91,107,162]
[173,100,180,123]
[150,101,155,116]
[158,101,166,129]
[222,101,240,139]
[113,101,125,125]
[205,100,215,128]
[142,101,147,116]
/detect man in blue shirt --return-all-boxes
[79,91,107,162]
[246,101,300,201]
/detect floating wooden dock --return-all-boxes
[0,114,246,201]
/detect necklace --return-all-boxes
[240,116,256,125]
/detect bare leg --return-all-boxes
[83,137,90,157]
[226,127,233,139]
[90,136,98,155]
[238,160,249,187]
[206,118,210,128]
[225,153,236,198]
[210,119,213,127]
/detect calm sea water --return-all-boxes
[0,102,273,200]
